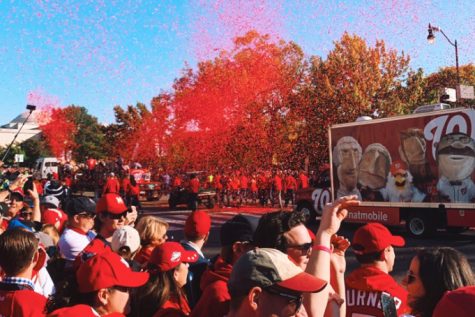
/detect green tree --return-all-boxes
[62,106,106,161]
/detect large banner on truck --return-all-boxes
[330,108,475,205]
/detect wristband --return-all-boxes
[313,245,332,254]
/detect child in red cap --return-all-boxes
[132,242,199,317]
[47,251,149,317]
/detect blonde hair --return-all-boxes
[135,216,169,247]
[42,224,60,246]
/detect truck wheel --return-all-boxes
[406,213,435,238]
[296,202,316,223]
[146,191,154,201]
[206,198,215,209]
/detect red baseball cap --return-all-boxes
[149,241,199,272]
[433,286,475,317]
[96,193,128,214]
[352,223,405,254]
[390,161,407,176]
[184,211,211,237]
[76,250,149,293]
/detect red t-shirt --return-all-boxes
[0,287,47,317]
[86,159,97,171]
[239,176,248,189]
[173,177,182,188]
[190,178,200,194]
[214,175,222,190]
[273,175,283,191]
[299,173,309,189]
[285,175,297,190]
[250,179,258,192]
[345,266,410,317]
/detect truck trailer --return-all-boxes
[328,107,475,237]
[295,107,475,237]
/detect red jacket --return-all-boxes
[48,304,125,317]
[345,266,410,317]
[153,295,190,317]
[103,177,120,194]
[191,256,232,317]
[74,236,111,270]
[0,286,47,317]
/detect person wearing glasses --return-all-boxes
[253,210,312,270]
[58,196,97,262]
[345,222,410,317]
[403,247,475,317]
[74,193,129,268]
[227,248,327,317]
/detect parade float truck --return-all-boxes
[327,107,475,237]
[130,168,162,201]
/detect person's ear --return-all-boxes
[381,246,391,261]
[97,288,110,306]
[248,286,262,311]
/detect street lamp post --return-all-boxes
[427,23,460,85]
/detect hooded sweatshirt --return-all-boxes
[191,257,232,317]
[345,266,409,317]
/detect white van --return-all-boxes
[35,157,59,179]
[413,103,451,114]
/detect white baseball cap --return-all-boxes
[41,195,60,208]
[111,225,141,254]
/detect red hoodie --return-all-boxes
[191,257,233,317]
[345,266,410,317]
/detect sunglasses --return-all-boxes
[264,286,303,314]
[287,242,313,255]
[77,212,96,219]
[106,211,128,220]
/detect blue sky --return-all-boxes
[0,0,474,123]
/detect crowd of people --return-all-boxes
[0,162,474,316]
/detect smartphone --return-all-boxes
[23,177,34,194]
[381,293,398,317]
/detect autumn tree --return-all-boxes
[422,64,475,108]
[303,33,415,166]
[169,30,307,169]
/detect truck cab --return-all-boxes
[35,157,59,179]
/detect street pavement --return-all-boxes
[140,197,475,284]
